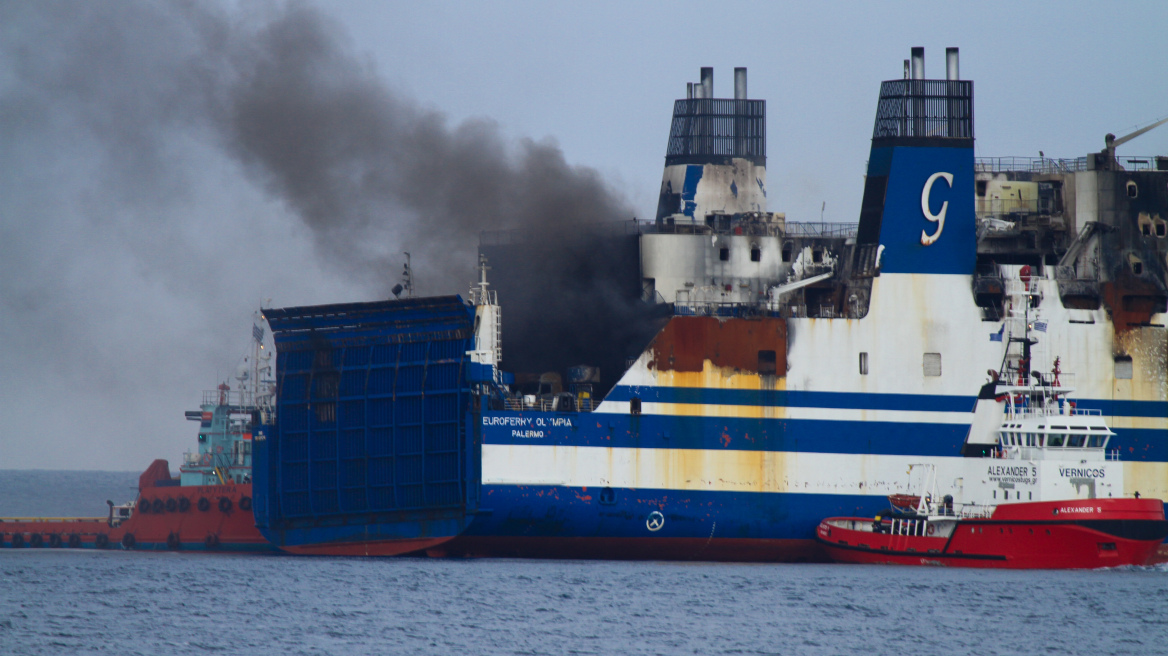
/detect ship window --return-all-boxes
[198,434,207,442]
[719,247,730,261]
[1087,435,1105,448]
[1115,356,1133,380]
[630,396,641,416]
[1143,223,1153,237]
[976,180,987,197]
[1067,434,1085,447]
[758,350,777,375]
[812,249,824,264]
[750,246,761,262]
[1157,222,1166,237]
[1126,180,1138,198]
[781,242,793,263]
[859,352,868,375]
[1048,434,1065,447]
[923,353,942,377]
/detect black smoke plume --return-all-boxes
[1,0,659,465]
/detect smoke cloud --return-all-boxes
[0,1,650,469]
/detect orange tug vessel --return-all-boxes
[1,373,276,553]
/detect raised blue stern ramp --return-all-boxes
[253,296,479,554]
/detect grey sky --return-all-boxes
[2,1,1166,471]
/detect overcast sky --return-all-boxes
[2,0,1167,471]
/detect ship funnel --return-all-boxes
[946,48,960,81]
[655,68,768,224]
[854,51,975,276]
[910,47,925,80]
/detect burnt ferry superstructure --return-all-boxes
[252,49,1167,560]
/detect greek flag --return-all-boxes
[253,324,264,343]
[1033,321,1048,333]
[989,324,1004,342]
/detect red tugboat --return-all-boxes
[0,324,277,552]
[818,494,1168,569]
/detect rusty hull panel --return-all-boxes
[648,316,787,374]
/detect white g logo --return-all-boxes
[920,172,953,246]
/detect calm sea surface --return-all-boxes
[3,471,1168,656]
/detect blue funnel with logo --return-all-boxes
[855,47,975,276]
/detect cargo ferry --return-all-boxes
[252,48,1167,560]
[1,329,276,552]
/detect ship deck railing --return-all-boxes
[497,396,595,413]
[479,221,859,244]
[674,302,781,318]
[976,155,1166,173]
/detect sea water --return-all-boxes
[3,471,1167,656]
